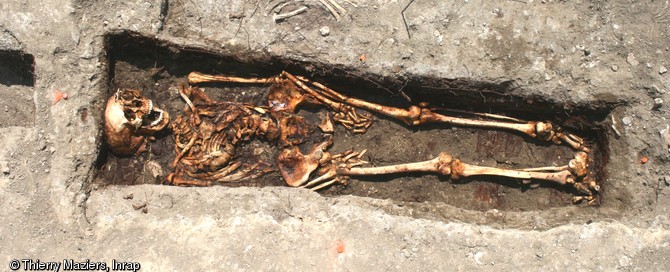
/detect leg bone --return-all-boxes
[337,151,595,193]
[288,73,589,152]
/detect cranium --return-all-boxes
[104,88,169,156]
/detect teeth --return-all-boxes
[148,100,153,112]
[150,110,164,126]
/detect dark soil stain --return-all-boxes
[93,31,616,213]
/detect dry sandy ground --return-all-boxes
[1,0,670,270]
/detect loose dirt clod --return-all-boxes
[132,202,146,210]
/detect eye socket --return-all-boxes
[124,109,136,120]
[132,100,143,107]
[119,91,134,100]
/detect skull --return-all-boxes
[104,89,169,156]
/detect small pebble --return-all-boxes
[611,65,618,71]
[319,26,330,36]
[661,65,668,74]
[622,116,632,126]
[663,176,670,186]
[626,53,639,66]
[618,255,631,267]
[654,97,664,109]
[474,251,485,265]
[391,65,402,73]
[401,49,413,60]
[661,125,670,150]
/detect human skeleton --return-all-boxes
[104,71,600,204]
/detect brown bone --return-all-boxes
[104,89,169,156]
[337,152,589,190]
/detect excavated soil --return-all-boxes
[3,0,670,270]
